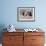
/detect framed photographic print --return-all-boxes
[17,7,35,22]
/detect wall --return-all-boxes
[0,0,46,29]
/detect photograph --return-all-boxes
[17,7,35,22]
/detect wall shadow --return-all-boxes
[0,24,7,43]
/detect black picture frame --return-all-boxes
[17,7,35,22]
